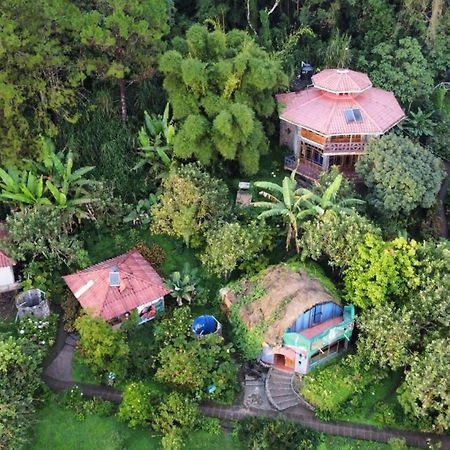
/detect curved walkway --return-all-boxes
[42,321,449,450]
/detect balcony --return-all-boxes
[284,154,359,181]
[323,141,366,155]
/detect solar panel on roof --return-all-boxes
[344,109,355,123]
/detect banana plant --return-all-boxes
[252,170,316,253]
[164,264,199,306]
[0,168,51,206]
[298,173,365,217]
[135,103,175,174]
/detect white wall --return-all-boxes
[0,266,14,286]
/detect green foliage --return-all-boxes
[236,417,319,450]
[61,386,114,422]
[356,304,418,370]
[136,104,175,177]
[75,314,129,379]
[323,31,352,69]
[152,392,199,435]
[356,134,445,219]
[228,282,268,360]
[201,220,271,278]
[301,210,381,268]
[358,37,434,106]
[3,206,89,271]
[164,264,199,306]
[344,234,420,309]
[0,336,42,450]
[0,0,83,163]
[134,241,166,268]
[17,314,58,358]
[61,294,80,333]
[151,163,231,247]
[76,0,169,119]
[156,334,238,402]
[160,25,287,174]
[153,306,193,347]
[118,382,155,429]
[302,355,384,419]
[398,337,450,433]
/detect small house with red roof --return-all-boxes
[276,68,405,180]
[63,250,171,325]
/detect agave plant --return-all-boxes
[164,264,199,306]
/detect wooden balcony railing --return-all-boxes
[323,141,366,155]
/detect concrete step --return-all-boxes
[269,387,295,397]
[273,398,300,410]
[270,373,292,383]
[245,380,265,386]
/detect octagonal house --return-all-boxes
[224,264,355,374]
[277,68,405,180]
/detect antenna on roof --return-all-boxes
[109,265,120,287]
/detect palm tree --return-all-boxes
[253,170,316,253]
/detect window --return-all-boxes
[344,108,363,124]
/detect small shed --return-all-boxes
[223,264,355,374]
[63,250,171,325]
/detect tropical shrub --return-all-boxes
[300,210,381,268]
[61,386,114,421]
[398,338,450,432]
[156,335,238,402]
[201,220,271,278]
[153,306,193,347]
[118,382,156,429]
[75,314,129,379]
[61,294,80,332]
[236,417,319,450]
[152,392,199,435]
[344,234,420,308]
[356,134,445,220]
[151,163,231,247]
[165,264,199,306]
[17,313,58,357]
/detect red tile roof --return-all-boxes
[311,69,372,94]
[0,224,13,268]
[0,251,13,268]
[63,250,171,321]
[276,86,405,136]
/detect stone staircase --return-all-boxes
[265,368,302,411]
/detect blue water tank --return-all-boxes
[192,315,217,335]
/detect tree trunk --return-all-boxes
[119,78,128,122]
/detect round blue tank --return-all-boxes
[192,315,218,335]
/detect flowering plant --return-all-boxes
[17,313,58,354]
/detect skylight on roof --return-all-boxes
[109,265,120,287]
[344,108,363,124]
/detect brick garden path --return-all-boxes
[43,320,449,450]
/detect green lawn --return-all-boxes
[28,396,240,450]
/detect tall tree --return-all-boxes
[77,0,170,120]
[0,0,83,163]
[356,134,445,220]
[160,24,287,174]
